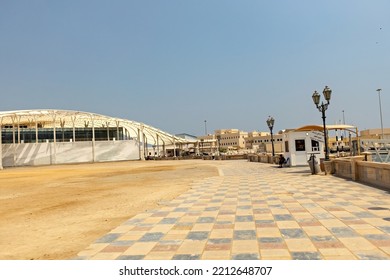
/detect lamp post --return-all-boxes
[312,86,332,161]
[204,120,207,135]
[376,89,384,139]
[266,116,275,156]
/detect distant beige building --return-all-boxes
[198,129,283,155]
[215,129,247,150]
[245,131,283,153]
[360,128,390,140]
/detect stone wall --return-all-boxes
[247,154,274,164]
[333,156,390,190]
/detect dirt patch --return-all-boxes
[0,160,218,260]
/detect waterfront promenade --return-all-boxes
[77,160,390,260]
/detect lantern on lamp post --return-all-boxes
[312,86,332,161]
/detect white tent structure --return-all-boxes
[0,109,188,168]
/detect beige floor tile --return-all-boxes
[234,222,256,230]
[319,248,353,256]
[232,240,259,253]
[379,247,390,254]
[291,212,314,219]
[305,208,327,214]
[144,252,176,260]
[254,214,274,220]
[201,250,231,260]
[302,226,331,236]
[210,229,234,238]
[151,224,175,233]
[135,213,153,219]
[179,216,199,223]
[270,209,290,215]
[285,239,316,251]
[257,228,281,237]
[338,237,376,251]
[167,212,186,218]
[162,233,188,240]
[319,219,347,228]
[192,223,214,231]
[167,229,190,235]
[329,211,355,218]
[109,225,135,234]
[348,224,378,230]
[353,228,385,235]
[200,211,219,217]
[177,240,206,254]
[117,233,144,241]
[363,218,390,226]
[77,243,108,257]
[123,242,157,255]
[143,217,164,224]
[260,249,291,258]
[90,252,121,260]
[276,221,300,229]
[323,255,357,260]
[216,215,235,223]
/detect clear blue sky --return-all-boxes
[1,0,389,136]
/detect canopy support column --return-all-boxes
[116,120,120,141]
[173,137,176,158]
[52,114,57,164]
[91,115,95,162]
[138,125,145,160]
[71,116,76,142]
[35,116,38,143]
[12,116,16,166]
[156,134,160,157]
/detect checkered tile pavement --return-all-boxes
[76,160,390,260]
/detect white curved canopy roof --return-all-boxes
[0,109,187,145]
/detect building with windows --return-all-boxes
[215,129,248,151]
[245,131,283,153]
[282,124,358,166]
[0,109,187,168]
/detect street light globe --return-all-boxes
[312,91,320,106]
[323,86,332,102]
[266,116,275,129]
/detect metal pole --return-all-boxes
[270,128,275,156]
[377,89,384,139]
[204,120,207,135]
[322,107,329,160]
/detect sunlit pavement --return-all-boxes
[76,160,390,260]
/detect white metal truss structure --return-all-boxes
[360,138,390,163]
[0,109,188,168]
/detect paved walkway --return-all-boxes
[76,160,390,260]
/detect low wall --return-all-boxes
[333,156,390,190]
[1,140,139,167]
[248,154,274,164]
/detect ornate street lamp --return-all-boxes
[266,116,275,156]
[312,86,332,160]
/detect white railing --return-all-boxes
[360,139,390,163]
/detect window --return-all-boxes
[311,140,319,151]
[295,139,306,151]
[285,141,289,152]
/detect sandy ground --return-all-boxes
[0,160,219,260]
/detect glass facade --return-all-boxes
[1,127,126,144]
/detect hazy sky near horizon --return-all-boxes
[1,0,389,136]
